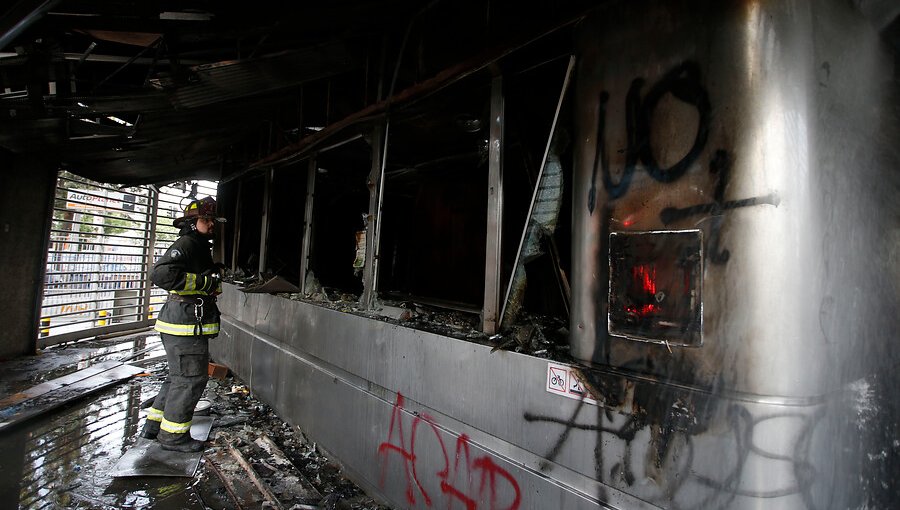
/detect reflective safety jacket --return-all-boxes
[151,231,222,337]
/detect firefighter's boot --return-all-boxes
[139,419,160,439]
[158,433,206,453]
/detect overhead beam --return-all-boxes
[242,12,587,175]
[0,0,61,52]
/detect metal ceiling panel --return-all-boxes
[165,42,358,109]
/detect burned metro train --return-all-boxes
[210,1,899,509]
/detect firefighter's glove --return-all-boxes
[199,270,221,293]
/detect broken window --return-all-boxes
[307,139,372,298]
[265,164,308,285]
[497,46,574,333]
[377,75,490,309]
[232,175,264,276]
[213,21,578,355]
[608,230,703,346]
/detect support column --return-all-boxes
[231,180,243,273]
[482,74,504,334]
[142,188,159,322]
[258,168,274,275]
[0,150,56,359]
[299,155,317,294]
[361,122,387,309]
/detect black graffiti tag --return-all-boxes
[659,150,780,264]
[589,61,711,211]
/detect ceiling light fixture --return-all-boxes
[159,11,213,21]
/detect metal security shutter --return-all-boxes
[38,172,217,347]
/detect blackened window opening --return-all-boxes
[377,75,491,307]
[235,175,264,276]
[500,51,574,327]
[308,140,371,297]
[265,164,308,285]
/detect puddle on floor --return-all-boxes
[0,331,389,509]
[0,333,165,398]
[0,364,203,509]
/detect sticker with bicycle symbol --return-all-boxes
[545,362,598,405]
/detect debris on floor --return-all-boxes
[239,275,301,294]
[208,375,390,510]
[0,332,391,510]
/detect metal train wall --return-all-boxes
[212,1,899,508]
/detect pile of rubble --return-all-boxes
[196,376,391,510]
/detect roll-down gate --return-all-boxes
[38,171,217,347]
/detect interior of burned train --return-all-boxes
[215,22,576,352]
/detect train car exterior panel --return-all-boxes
[570,1,898,508]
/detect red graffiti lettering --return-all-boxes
[377,393,521,510]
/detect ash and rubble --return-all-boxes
[1,333,391,510]
[195,376,392,510]
[280,289,571,358]
[226,271,571,360]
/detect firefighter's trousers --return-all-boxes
[151,333,209,442]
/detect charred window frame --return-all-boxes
[215,13,578,349]
[232,175,264,276]
[216,180,237,270]
[375,74,491,311]
[263,163,309,285]
[496,48,575,334]
[305,139,373,298]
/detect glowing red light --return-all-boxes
[632,264,657,295]
[623,264,660,318]
[625,303,658,317]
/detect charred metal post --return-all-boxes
[0,0,61,55]
[141,188,159,322]
[361,122,387,308]
[231,180,243,273]
[299,155,317,295]
[258,168,274,275]
[360,31,391,309]
[500,56,574,330]
[482,74,504,334]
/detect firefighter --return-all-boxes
[139,196,226,452]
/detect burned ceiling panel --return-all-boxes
[0,0,418,184]
[0,0,596,185]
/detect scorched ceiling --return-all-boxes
[0,0,595,185]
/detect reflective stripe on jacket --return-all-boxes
[150,231,221,337]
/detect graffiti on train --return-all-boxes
[378,393,522,510]
[588,61,710,209]
[589,61,779,264]
[522,368,888,510]
[658,149,779,264]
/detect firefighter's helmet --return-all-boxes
[173,196,227,227]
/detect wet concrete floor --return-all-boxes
[0,332,208,509]
[0,332,388,510]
